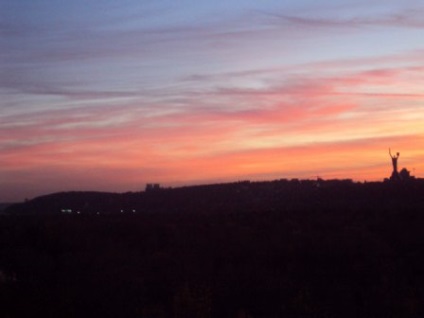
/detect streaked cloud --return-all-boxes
[1,0,423,201]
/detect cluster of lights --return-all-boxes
[60,209,81,214]
[120,209,137,213]
[60,209,137,214]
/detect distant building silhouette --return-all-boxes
[145,183,161,192]
[399,168,412,180]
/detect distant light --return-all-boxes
[132,209,136,213]
[77,211,81,214]
[120,209,124,213]
[96,212,100,215]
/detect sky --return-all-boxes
[1,0,424,201]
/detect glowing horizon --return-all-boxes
[1,0,424,201]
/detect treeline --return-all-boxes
[5,179,424,216]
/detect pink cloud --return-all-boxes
[2,51,424,201]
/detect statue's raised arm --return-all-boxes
[389,148,399,159]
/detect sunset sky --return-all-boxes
[1,0,424,201]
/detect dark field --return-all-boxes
[1,179,424,317]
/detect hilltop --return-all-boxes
[2,178,424,317]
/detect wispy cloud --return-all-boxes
[263,6,424,29]
[1,0,424,201]
[3,55,423,158]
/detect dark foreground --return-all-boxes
[1,179,424,317]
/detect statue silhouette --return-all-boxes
[389,148,400,180]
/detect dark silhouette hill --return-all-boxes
[5,178,424,216]
[2,178,424,317]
